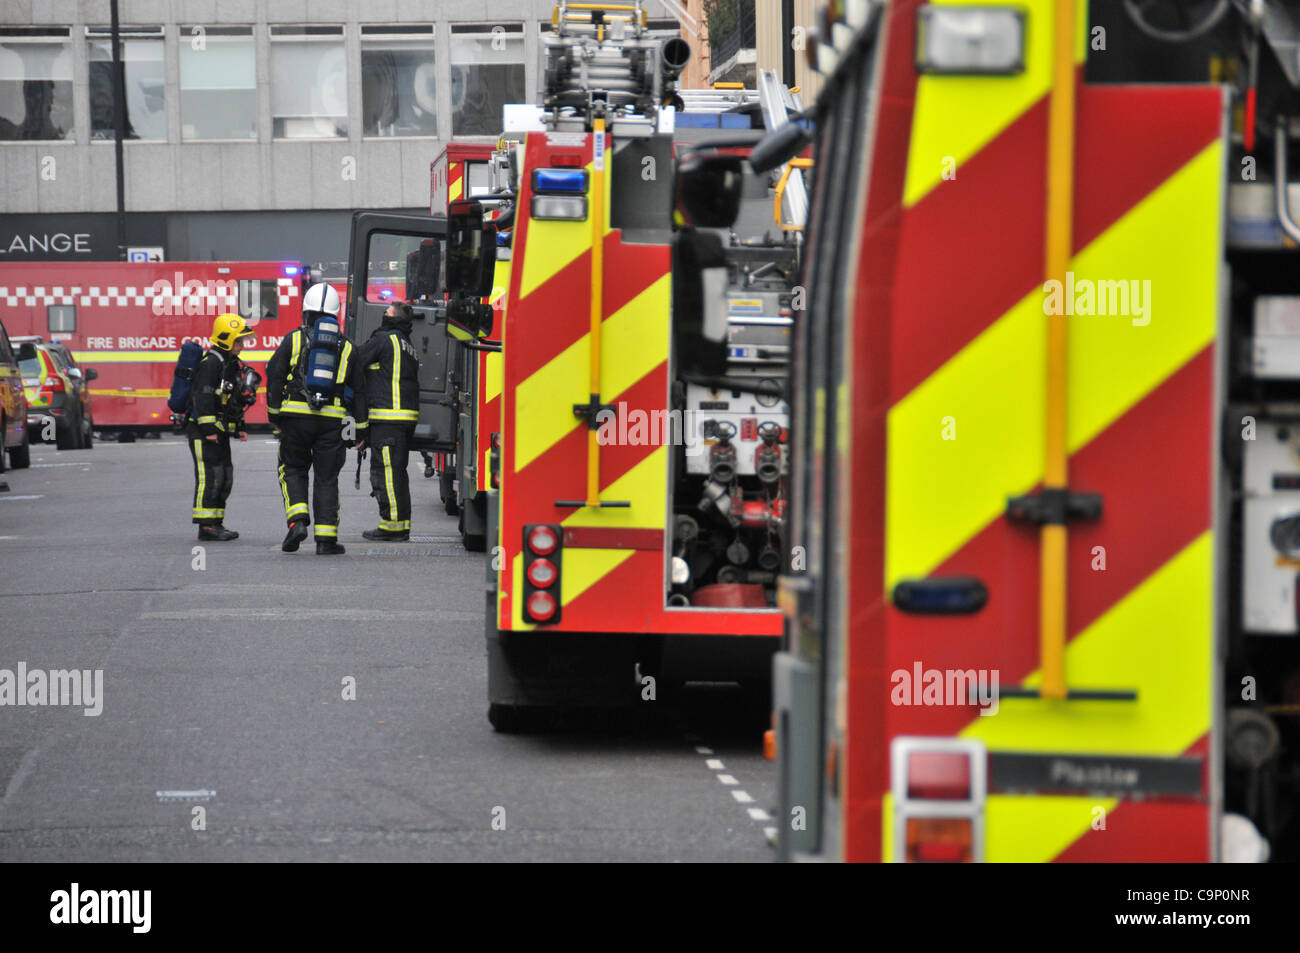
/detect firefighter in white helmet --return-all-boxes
[265,282,367,555]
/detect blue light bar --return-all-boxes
[284,265,300,276]
[532,168,588,194]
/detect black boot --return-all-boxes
[316,538,346,555]
[197,524,238,542]
[363,527,410,541]
[214,523,239,540]
[281,519,308,553]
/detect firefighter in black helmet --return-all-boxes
[357,301,421,540]
[187,314,253,541]
[266,283,367,555]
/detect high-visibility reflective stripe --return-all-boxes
[286,503,308,517]
[369,408,418,421]
[193,508,222,519]
[196,415,217,424]
[382,445,398,520]
[193,439,206,512]
[379,519,409,531]
[390,335,402,412]
[277,460,294,517]
[315,524,338,537]
[277,400,348,419]
[70,350,276,363]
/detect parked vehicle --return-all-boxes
[15,338,95,449]
[0,318,31,471]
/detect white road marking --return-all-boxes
[155,788,216,801]
[731,790,755,804]
[717,774,738,785]
[140,608,479,621]
[694,746,713,755]
[0,495,42,501]
[705,758,725,770]
[31,462,93,468]
[747,807,772,821]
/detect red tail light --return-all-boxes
[45,376,65,392]
[522,524,563,624]
[905,818,973,863]
[526,590,557,621]
[527,558,557,588]
[527,525,558,556]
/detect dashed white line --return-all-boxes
[705,758,725,770]
[731,789,755,804]
[694,745,713,755]
[0,495,43,501]
[717,774,738,785]
[747,807,772,822]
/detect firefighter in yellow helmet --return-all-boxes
[185,314,255,541]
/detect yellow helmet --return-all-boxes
[211,313,254,351]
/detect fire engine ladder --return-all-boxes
[1000,0,1134,703]
[757,68,809,230]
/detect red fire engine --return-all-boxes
[0,261,314,431]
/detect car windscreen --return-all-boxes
[19,356,43,377]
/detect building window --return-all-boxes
[179,26,256,140]
[361,25,437,138]
[87,27,166,141]
[48,305,76,333]
[449,24,524,137]
[0,28,74,141]
[271,26,347,139]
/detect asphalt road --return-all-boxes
[0,433,777,861]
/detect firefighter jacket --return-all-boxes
[190,348,246,437]
[356,314,420,424]
[266,327,368,433]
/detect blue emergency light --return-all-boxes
[284,265,300,276]
[532,168,588,193]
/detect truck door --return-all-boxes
[346,211,456,451]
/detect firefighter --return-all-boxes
[357,301,420,541]
[266,283,367,555]
[187,314,253,541]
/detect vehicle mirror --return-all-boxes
[671,229,729,377]
[674,152,743,229]
[84,367,98,381]
[16,342,36,361]
[476,224,498,298]
[67,367,82,380]
[447,199,486,293]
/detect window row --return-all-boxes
[0,24,525,143]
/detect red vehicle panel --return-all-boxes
[0,261,310,428]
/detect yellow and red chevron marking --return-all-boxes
[498,131,780,636]
[477,258,510,493]
[842,0,1222,862]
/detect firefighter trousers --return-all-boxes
[187,431,234,524]
[276,414,346,539]
[369,422,414,532]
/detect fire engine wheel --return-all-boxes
[83,420,94,450]
[440,468,457,515]
[487,703,547,733]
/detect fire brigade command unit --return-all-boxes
[338,0,1300,862]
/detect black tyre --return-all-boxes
[84,420,94,449]
[55,417,76,450]
[487,703,547,733]
[8,424,30,469]
[0,415,6,474]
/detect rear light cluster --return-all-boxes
[37,374,65,406]
[490,432,501,489]
[522,524,562,624]
[892,738,985,863]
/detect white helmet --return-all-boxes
[302,282,341,318]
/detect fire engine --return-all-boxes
[0,261,313,433]
[343,2,811,727]
[751,0,1300,862]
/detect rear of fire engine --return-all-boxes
[769,0,1300,862]
[475,2,805,730]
